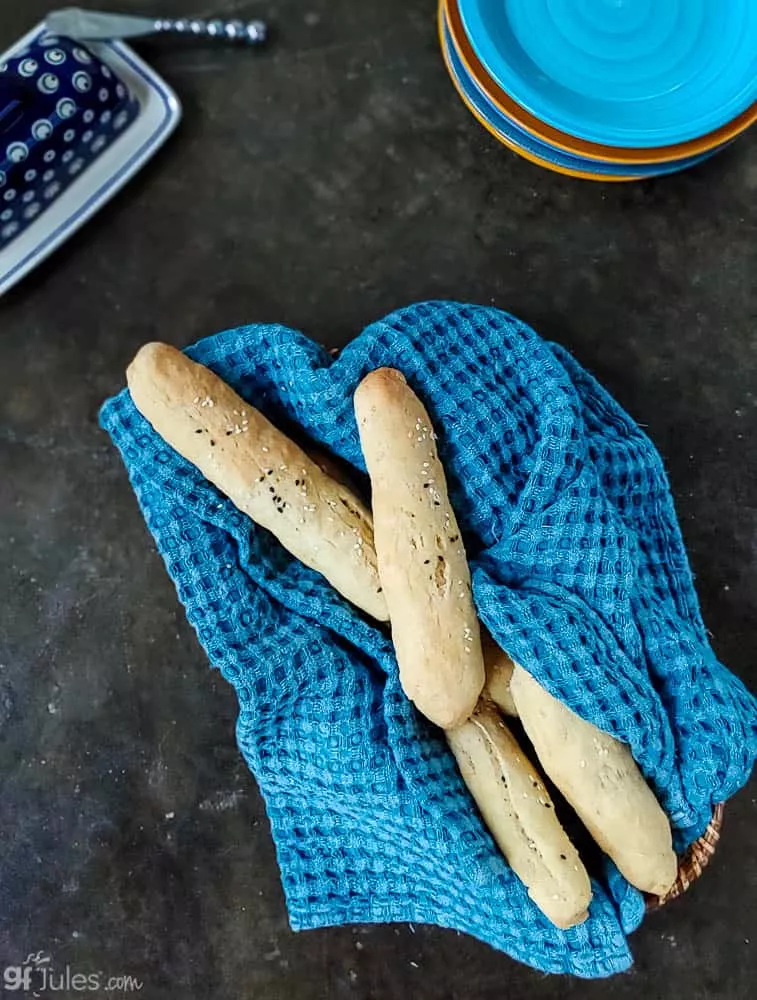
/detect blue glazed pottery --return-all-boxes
[0,33,139,249]
[441,18,719,180]
[458,0,757,147]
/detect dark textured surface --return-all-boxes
[0,2,755,998]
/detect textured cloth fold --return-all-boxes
[100,302,756,978]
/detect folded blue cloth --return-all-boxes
[100,302,756,978]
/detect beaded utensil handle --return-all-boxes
[152,17,267,44]
[46,8,267,46]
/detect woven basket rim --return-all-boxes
[645,802,724,911]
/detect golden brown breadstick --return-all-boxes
[354,368,485,729]
[447,701,592,928]
[510,665,677,896]
[127,343,388,620]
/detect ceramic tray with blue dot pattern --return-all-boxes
[0,33,140,250]
[0,23,181,296]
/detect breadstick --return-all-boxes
[354,368,485,729]
[127,343,388,621]
[509,665,677,896]
[447,701,592,928]
[482,634,518,717]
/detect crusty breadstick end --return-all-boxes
[447,701,592,929]
[510,665,677,897]
[355,367,485,728]
[127,342,388,621]
[482,634,518,717]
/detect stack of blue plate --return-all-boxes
[441,0,757,181]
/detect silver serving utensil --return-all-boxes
[46,7,267,45]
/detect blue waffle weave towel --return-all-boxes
[101,302,756,978]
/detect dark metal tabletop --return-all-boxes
[1,2,755,998]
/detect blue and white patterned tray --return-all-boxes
[0,23,181,296]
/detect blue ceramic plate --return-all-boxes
[458,0,757,147]
[442,17,718,179]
